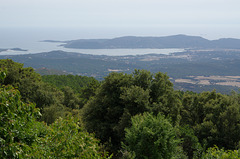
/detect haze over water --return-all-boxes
[1,0,239,55]
[0,27,188,56]
[1,26,239,56]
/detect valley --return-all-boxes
[1,46,240,94]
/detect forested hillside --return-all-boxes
[42,74,98,93]
[1,49,240,94]
[1,59,240,158]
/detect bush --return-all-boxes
[122,112,179,159]
[0,85,41,158]
[0,70,111,158]
[29,116,112,158]
[201,146,240,159]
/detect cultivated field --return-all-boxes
[175,76,240,87]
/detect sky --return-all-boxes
[0,0,240,39]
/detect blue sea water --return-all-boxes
[0,27,184,56]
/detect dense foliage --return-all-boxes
[1,59,240,158]
[28,116,111,158]
[0,59,96,123]
[181,91,240,150]
[202,146,240,159]
[122,112,178,159]
[42,74,98,93]
[0,71,111,158]
[0,85,40,158]
[82,70,181,154]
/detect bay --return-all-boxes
[0,27,184,56]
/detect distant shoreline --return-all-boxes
[0,48,28,53]
[42,35,240,50]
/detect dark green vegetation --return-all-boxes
[1,48,240,94]
[82,70,181,155]
[49,35,240,49]
[35,67,68,75]
[123,113,179,159]
[0,69,110,158]
[42,74,98,93]
[1,59,240,158]
[0,59,97,124]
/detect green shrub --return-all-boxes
[0,70,111,158]
[29,116,112,158]
[0,85,41,158]
[122,112,179,159]
[201,146,240,159]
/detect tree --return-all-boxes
[177,125,203,159]
[0,71,111,158]
[61,86,81,109]
[42,74,99,94]
[0,59,60,108]
[82,70,181,154]
[0,59,82,124]
[0,84,41,158]
[116,85,150,139]
[122,112,178,159]
[149,72,182,124]
[83,72,133,151]
[201,146,240,159]
[0,59,41,101]
[181,90,240,150]
[80,79,100,106]
[30,116,112,159]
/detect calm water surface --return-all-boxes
[0,28,184,56]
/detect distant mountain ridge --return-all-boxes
[58,35,240,49]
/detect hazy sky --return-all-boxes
[1,0,240,39]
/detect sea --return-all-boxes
[0,27,184,56]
